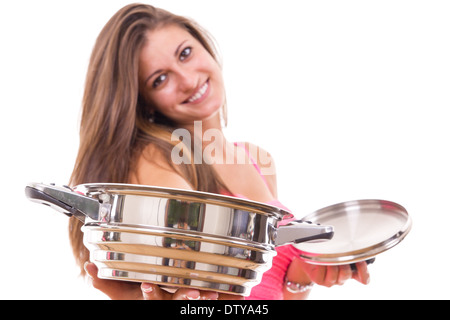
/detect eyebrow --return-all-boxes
[144,40,189,85]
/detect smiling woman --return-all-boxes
[69,3,232,283]
[67,3,369,300]
[4,0,449,301]
[138,25,225,126]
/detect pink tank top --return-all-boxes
[228,143,301,300]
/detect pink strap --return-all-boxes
[233,142,270,188]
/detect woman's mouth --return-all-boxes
[184,80,209,104]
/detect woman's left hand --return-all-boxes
[84,262,243,300]
[302,260,370,287]
[284,257,370,298]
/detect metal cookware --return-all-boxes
[294,199,412,265]
[25,182,334,296]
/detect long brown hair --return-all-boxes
[69,3,228,274]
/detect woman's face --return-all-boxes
[139,25,225,126]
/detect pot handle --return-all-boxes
[25,185,76,217]
[274,220,334,246]
[25,183,101,222]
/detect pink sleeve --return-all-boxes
[245,199,301,299]
[267,199,297,225]
[246,244,301,300]
[221,152,301,300]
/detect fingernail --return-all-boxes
[141,283,154,293]
[183,293,201,300]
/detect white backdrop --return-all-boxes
[1,0,449,299]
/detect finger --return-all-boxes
[141,283,172,300]
[307,264,326,286]
[286,256,310,282]
[199,291,220,300]
[218,293,245,300]
[337,264,352,285]
[84,261,98,281]
[176,289,220,300]
[323,265,339,287]
[172,288,202,300]
[84,262,141,300]
[141,285,206,300]
[352,261,370,285]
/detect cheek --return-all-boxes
[209,63,225,90]
[148,88,177,112]
[208,59,223,78]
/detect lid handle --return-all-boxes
[275,220,334,246]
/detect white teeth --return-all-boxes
[187,82,208,103]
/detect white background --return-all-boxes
[1,0,449,299]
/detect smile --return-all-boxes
[184,80,209,104]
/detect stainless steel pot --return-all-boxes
[25,182,334,296]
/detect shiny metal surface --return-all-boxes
[26,182,102,221]
[26,183,412,294]
[78,186,281,250]
[26,182,334,296]
[75,183,290,219]
[293,200,412,265]
[274,220,334,245]
[80,189,278,295]
[77,183,327,295]
[83,225,270,295]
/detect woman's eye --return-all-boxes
[179,47,192,61]
[152,74,167,88]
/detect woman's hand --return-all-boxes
[287,257,370,288]
[84,262,244,300]
[302,260,370,287]
[283,257,370,299]
[139,283,243,300]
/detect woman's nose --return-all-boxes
[176,68,197,92]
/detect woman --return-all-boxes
[70,3,369,300]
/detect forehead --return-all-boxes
[142,24,194,56]
[139,25,197,78]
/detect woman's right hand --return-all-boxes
[84,262,243,300]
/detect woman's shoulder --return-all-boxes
[129,143,193,190]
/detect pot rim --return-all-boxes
[75,183,290,219]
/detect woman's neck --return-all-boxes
[183,114,225,145]
[177,114,233,164]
